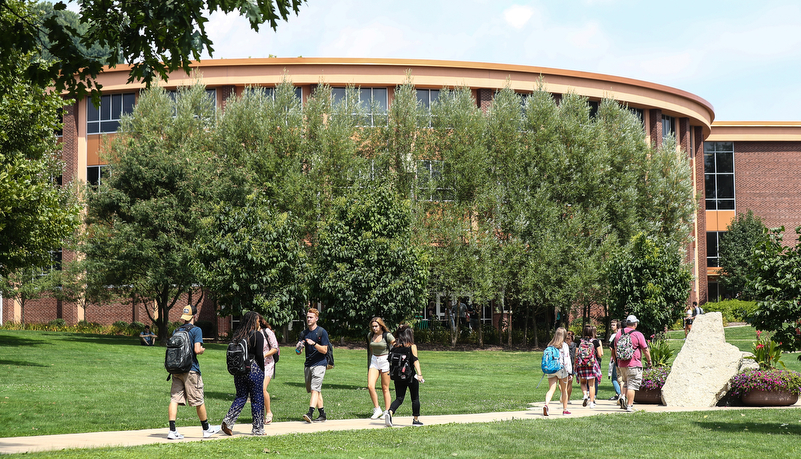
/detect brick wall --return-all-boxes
[735,141,801,246]
[61,101,79,184]
[648,109,662,149]
[693,126,708,304]
[477,88,493,112]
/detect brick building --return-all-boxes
[3,58,799,329]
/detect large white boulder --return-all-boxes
[661,312,743,407]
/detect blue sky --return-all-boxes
[195,0,801,122]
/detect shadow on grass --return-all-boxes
[0,334,51,347]
[695,420,801,435]
[0,359,50,367]
[60,334,141,345]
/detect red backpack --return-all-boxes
[576,339,596,367]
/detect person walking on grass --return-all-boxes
[385,324,424,427]
[167,305,220,440]
[565,330,577,403]
[543,327,572,416]
[259,316,279,425]
[611,315,652,412]
[574,325,603,409]
[367,317,395,420]
[296,307,330,423]
[221,311,267,436]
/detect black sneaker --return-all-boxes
[221,421,232,436]
[302,413,313,423]
[384,411,393,427]
[412,419,423,426]
[618,397,626,410]
[608,395,619,401]
[313,414,327,423]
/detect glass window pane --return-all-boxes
[373,88,387,111]
[704,152,715,173]
[705,199,717,210]
[716,175,734,198]
[718,142,733,152]
[87,122,98,134]
[101,121,120,132]
[123,94,136,115]
[360,88,371,110]
[717,200,735,210]
[87,166,99,186]
[705,174,716,199]
[87,99,99,122]
[111,94,122,119]
[100,95,111,120]
[417,89,429,109]
[331,88,345,106]
[706,232,718,258]
[716,152,734,173]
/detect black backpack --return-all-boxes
[315,328,334,369]
[165,324,195,376]
[226,332,253,376]
[389,347,413,382]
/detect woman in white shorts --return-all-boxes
[367,317,395,419]
[543,327,573,416]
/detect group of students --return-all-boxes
[166,306,424,439]
[541,315,652,416]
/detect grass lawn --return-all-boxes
[2,325,800,458]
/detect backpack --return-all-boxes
[165,324,195,376]
[615,329,636,361]
[541,345,563,374]
[315,328,334,369]
[694,306,704,316]
[262,329,279,363]
[389,347,414,381]
[577,339,596,367]
[226,332,253,376]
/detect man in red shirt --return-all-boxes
[611,315,653,412]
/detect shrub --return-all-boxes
[48,319,66,327]
[702,299,757,323]
[648,332,673,367]
[641,365,671,390]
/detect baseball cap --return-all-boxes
[181,305,196,321]
[626,314,639,324]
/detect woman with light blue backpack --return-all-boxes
[542,327,572,416]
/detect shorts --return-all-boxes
[369,354,390,373]
[620,366,643,391]
[304,365,326,393]
[685,318,693,326]
[549,368,569,381]
[170,372,204,407]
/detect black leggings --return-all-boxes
[390,377,420,417]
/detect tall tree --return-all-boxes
[719,210,766,300]
[83,84,215,342]
[748,226,801,357]
[0,38,81,277]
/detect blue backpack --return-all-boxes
[541,345,563,374]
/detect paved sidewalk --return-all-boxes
[1,400,798,455]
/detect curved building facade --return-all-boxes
[7,58,801,327]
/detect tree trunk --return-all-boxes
[478,302,484,348]
[533,313,539,349]
[507,300,513,347]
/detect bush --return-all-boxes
[703,299,757,323]
[48,319,66,327]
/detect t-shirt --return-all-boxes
[299,326,330,367]
[140,331,154,345]
[368,332,395,356]
[614,328,648,368]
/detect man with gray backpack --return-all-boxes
[165,305,220,440]
[611,315,653,413]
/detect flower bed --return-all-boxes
[640,365,670,391]
[728,369,801,398]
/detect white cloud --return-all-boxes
[503,5,535,29]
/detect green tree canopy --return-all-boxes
[719,210,766,300]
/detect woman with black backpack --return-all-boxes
[384,324,424,427]
[221,311,266,436]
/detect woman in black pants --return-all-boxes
[385,324,424,427]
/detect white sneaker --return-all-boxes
[370,407,383,419]
[384,410,393,427]
[203,425,220,438]
[588,402,596,409]
[167,430,184,440]
[626,405,635,412]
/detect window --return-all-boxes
[707,281,720,302]
[261,86,303,101]
[331,87,387,126]
[87,93,136,134]
[87,165,108,187]
[39,249,62,276]
[417,160,453,202]
[417,89,440,127]
[589,100,599,118]
[662,114,675,140]
[167,89,217,117]
[704,142,735,210]
[706,231,724,268]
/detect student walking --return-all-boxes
[221,311,267,436]
[367,317,395,420]
[259,316,279,425]
[296,308,330,423]
[543,327,572,416]
[607,320,623,401]
[612,315,653,412]
[166,305,220,440]
[385,324,424,427]
[565,330,577,403]
[574,325,603,408]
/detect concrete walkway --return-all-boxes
[2,399,799,455]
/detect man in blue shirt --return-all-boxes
[167,305,220,439]
[139,325,156,345]
[296,307,330,423]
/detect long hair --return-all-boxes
[233,311,262,342]
[582,324,596,340]
[369,317,389,337]
[548,327,566,348]
[259,315,272,331]
[394,323,415,347]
